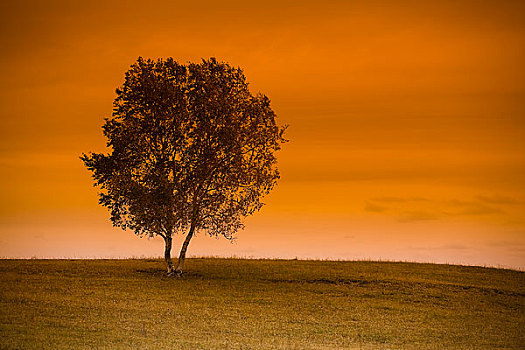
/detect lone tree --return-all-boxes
[81,57,286,276]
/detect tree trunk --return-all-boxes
[174,226,195,277]
[164,235,174,276]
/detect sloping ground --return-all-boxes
[0,258,523,349]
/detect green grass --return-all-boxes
[0,259,523,349]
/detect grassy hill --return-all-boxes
[0,258,523,349]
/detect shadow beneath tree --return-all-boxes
[136,268,203,279]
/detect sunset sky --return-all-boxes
[1,0,524,268]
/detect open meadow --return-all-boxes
[0,258,523,349]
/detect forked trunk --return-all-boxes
[164,236,174,276]
[174,226,195,277]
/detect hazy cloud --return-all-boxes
[486,240,525,248]
[410,244,469,251]
[476,195,522,205]
[440,244,468,250]
[410,197,430,202]
[445,200,503,216]
[366,194,515,224]
[371,196,406,203]
[397,211,440,223]
[372,196,429,203]
[364,202,388,213]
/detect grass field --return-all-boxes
[0,258,523,349]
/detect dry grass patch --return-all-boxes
[0,259,523,349]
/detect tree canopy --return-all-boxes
[81,57,287,275]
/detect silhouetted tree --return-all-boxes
[81,57,286,276]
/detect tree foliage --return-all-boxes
[81,57,286,274]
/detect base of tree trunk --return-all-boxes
[166,269,183,277]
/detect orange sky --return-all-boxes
[1,0,524,268]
